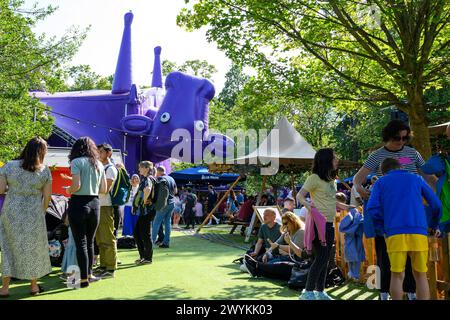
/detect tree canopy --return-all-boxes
[0,0,87,162]
[178,0,450,158]
[162,59,218,79]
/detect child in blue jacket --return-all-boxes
[366,158,442,300]
[339,208,365,282]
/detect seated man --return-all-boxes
[247,208,281,261]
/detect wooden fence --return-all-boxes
[334,212,450,300]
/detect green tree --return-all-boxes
[178,0,450,158]
[65,64,113,91]
[161,59,217,79]
[218,63,249,109]
[424,82,450,153]
[0,0,87,161]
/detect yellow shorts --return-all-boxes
[388,251,428,273]
[386,234,429,273]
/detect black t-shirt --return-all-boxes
[185,193,197,210]
[207,191,217,209]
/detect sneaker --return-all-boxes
[155,241,162,246]
[243,254,259,277]
[406,292,416,300]
[140,259,152,265]
[88,275,101,283]
[315,291,334,300]
[135,259,144,265]
[98,270,115,278]
[299,290,316,300]
[159,244,170,248]
[93,267,106,276]
[59,274,68,281]
[379,292,391,300]
[240,264,249,273]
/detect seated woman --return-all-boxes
[244,211,306,281]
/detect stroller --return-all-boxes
[45,195,70,267]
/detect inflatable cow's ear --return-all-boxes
[112,12,134,94]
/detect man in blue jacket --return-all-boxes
[366,158,442,300]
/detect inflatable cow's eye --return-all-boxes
[160,112,171,123]
[195,120,205,131]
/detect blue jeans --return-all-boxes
[151,203,175,246]
[348,261,361,279]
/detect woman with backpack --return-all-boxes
[133,161,155,265]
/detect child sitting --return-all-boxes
[366,158,442,300]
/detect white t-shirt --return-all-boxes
[99,162,118,207]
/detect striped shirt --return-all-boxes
[363,145,425,176]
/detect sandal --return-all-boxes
[30,285,44,296]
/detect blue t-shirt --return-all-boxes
[228,196,238,213]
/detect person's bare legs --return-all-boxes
[390,271,405,300]
[30,279,39,293]
[0,276,10,295]
[173,213,180,228]
[412,270,430,300]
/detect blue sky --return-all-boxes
[24,0,232,92]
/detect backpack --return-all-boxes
[151,177,170,212]
[287,259,312,290]
[117,236,136,249]
[106,165,132,206]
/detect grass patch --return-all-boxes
[0,227,378,300]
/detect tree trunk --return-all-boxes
[406,98,432,159]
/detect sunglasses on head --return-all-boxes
[392,135,409,142]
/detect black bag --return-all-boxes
[117,236,136,249]
[151,178,170,212]
[325,266,345,288]
[287,259,312,289]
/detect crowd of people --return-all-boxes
[0,120,448,300]
[239,120,446,301]
[0,137,178,295]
